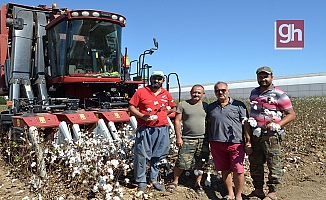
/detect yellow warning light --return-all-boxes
[52,3,59,10]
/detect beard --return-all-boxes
[258,79,272,87]
[152,82,162,89]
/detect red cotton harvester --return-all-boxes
[0,2,180,176]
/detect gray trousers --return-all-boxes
[133,126,170,183]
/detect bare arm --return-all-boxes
[128,104,151,122]
[174,112,183,148]
[278,109,296,127]
[243,120,253,155]
[206,118,211,138]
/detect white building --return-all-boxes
[169,72,326,100]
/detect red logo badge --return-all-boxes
[275,20,304,49]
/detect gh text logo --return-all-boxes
[275,20,304,49]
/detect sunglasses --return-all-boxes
[214,89,227,93]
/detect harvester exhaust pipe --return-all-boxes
[28,126,46,178]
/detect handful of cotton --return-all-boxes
[253,127,262,137]
[269,122,281,132]
[149,115,158,120]
[248,117,257,127]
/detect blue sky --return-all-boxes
[9,0,326,86]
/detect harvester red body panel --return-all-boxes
[55,111,99,125]
[95,110,130,123]
[12,113,60,128]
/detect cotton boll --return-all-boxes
[113,195,121,200]
[253,127,262,137]
[248,117,257,127]
[149,115,158,120]
[31,162,36,168]
[270,122,281,132]
[136,190,144,198]
[205,172,211,186]
[92,184,99,193]
[241,117,248,125]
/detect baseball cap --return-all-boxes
[256,66,273,74]
[151,71,165,78]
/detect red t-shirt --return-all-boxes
[129,86,176,127]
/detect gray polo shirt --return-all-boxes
[207,97,248,143]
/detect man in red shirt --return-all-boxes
[129,71,176,192]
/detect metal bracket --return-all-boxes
[13,18,24,30]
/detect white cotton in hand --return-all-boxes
[149,115,158,120]
[270,122,281,132]
[241,117,248,125]
[248,117,257,127]
[253,127,261,137]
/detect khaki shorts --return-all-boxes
[175,138,209,169]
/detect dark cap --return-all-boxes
[256,66,273,74]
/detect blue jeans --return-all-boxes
[133,126,170,183]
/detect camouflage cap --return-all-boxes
[256,66,273,74]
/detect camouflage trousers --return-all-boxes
[249,134,281,192]
[175,138,210,170]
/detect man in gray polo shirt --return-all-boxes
[207,81,252,200]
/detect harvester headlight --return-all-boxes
[92,12,100,17]
[71,12,79,17]
[82,11,90,16]
[111,14,118,20]
[119,17,124,22]
[101,12,109,17]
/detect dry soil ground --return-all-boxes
[0,142,325,200]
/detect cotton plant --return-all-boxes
[16,121,191,198]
